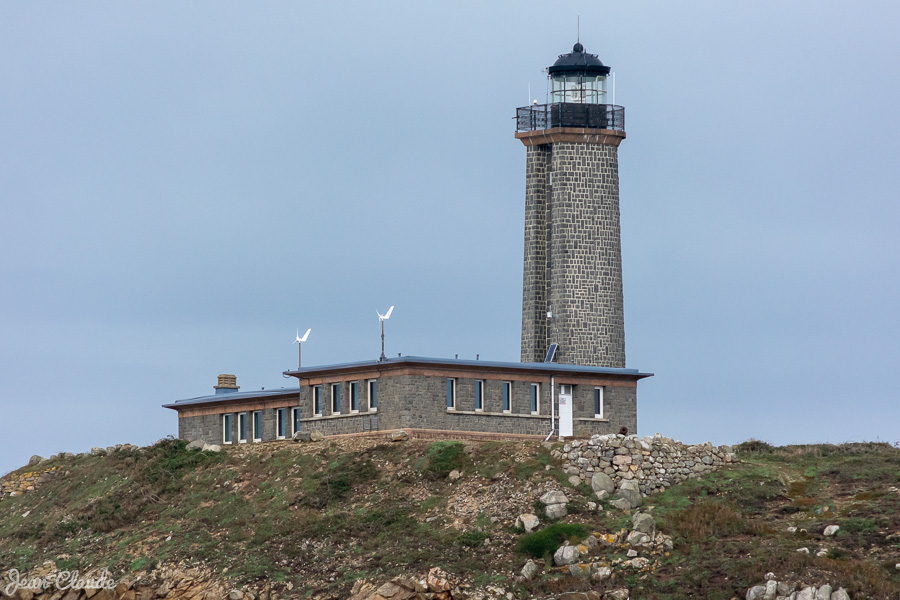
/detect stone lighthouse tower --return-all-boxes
[517,42,626,368]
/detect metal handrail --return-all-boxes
[515,103,625,133]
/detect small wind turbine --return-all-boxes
[293,328,311,368]
[377,305,394,362]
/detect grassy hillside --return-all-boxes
[1,437,900,599]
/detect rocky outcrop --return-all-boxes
[555,434,736,497]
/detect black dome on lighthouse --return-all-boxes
[548,43,611,76]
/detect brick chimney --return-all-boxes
[214,374,240,395]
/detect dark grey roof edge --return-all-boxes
[283,355,653,378]
[163,387,301,410]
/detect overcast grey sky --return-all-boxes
[2,1,899,476]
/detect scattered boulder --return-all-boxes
[591,566,612,582]
[90,447,107,456]
[553,543,581,566]
[186,440,205,451]
[515,514,540,532]
[631,511,656,537]
[28,455,43,466]
[568,475,582,487]
[610,497,632,511]
[594,489,609,502]
[540,490,568,520]
[796,587,816,600]
[520,560,540,580]
[831,589,850,600]
[617,480,643,508]
[292,431,311,442]
[309,431,325,442]
[816,584,832,600]
[591,472,615,495]
[823,525,840,536]
[390,431,409,442]
[605,589,629,600]
[626,530,651,547]
[202,443,222,452]
[796,547,810,554]
[228,591,243,600]
[448,470,462,482]
[745,585,765,600]
[155,584,170,598]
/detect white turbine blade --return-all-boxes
[377,309,384,320]
[299,328,311,343]
[384,305,394,320]
[294,328,301,343]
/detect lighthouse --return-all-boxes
[517,42,627,368]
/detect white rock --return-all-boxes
[765,572,776,581]
[746,585,766,600]
[816,548,828,557]
[814,584,831,600]
[823,525,840,536]
[626,549,638,558]
[520,560,539,580]
[591,565,612,582]
[796,587,816,600]
[515,514,540,532]
[830,588,850,600]
[448,470,462,481]
[228,591,243,600]
[541,490,568,504]
[553,543,580,566]
[545,503,567,520]
[796,547,810,554]
[568,475,582,486]
[763,580,777,600]
[786,526,797,533]
[202,443,222,452]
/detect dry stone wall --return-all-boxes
[555,434,737,496]
[0,466,61,499]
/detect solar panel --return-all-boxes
[544,343,558,363]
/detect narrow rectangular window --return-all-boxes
[446,379,456,409]
[530,384,540,414]
[475,380,484,411]
[292,407,301,435]
[223,414,233,444]
[277,408,286,439]
[368,379,378,411]
[252,411,262,442]
[314,386,323,416]
[594,387,604,418]
[238,412,248,443]
[332,383,341,414]
[350,381,359,412]
[502,382,511,413]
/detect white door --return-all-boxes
[558,384,573,437]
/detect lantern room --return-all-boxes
[548,42,612,105]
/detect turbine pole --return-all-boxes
[380,319,386,362]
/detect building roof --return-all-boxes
[164,356,652,411]
[284,355,652,379]
[548,42,611,76]
[163,387,300,410]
